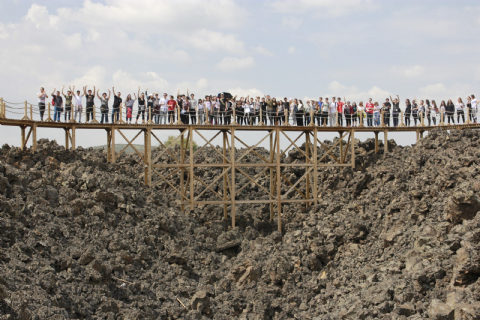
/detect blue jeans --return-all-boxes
[53,106,61,122]
[374,113,380,126]
[111,108,119,123]
[159,110,167,124]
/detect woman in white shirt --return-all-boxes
[204,96,212,124]
[37,87,49,121]
[430,100,438,125]
[373,102,381,127]
[456,97,465,124]
[357,102,365,126]
[197,99,205,124]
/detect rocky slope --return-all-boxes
[1,128,480,319]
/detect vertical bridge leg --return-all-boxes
[374,132,379,153]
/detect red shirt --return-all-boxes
[167,100,176,111]
[336,102,344,113]
[365,103,374,114]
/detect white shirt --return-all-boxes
[244,103,251,113]
[204,101,211,111]
[321,103,328,112]
[471,99,478,110]
[159,98,168,111]
[198,103,204,110]
[74,95,82,105]
[456,103,464,111]
[329,102,336,114]
[190,98,198,109]
[38,92,46,103]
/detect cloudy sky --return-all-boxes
[1,0,479,149]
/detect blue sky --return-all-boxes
[1,0,479,148]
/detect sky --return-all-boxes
[1,0,479,149]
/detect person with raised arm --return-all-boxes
[136,87,146,124]
[51,88,63,122]
[243,96,252,125]
[97,88,111,124]
[37,87,48,121]
[111,87,122,123]
[62,86,73,121]
[264,95,274,125]
[125,94,135,124]
[83,85,95,122]
[391,95,401,127]
[365,98,374,127]
[72,86,84,123]
[145,88,155,123]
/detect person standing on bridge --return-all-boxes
[136,88,146,124]
[383,98,391,126]
[111,88,122,123]
[97,89,111,124]
[167,95,177,124]
[425,99,432,126]
[357,101,365,126]
[390,95,400,127]
[404,99,412,126]
[153,93,161,124]
[188,90,198,125]
[125,94,135,124]
[365,98,374,127]
[62,86,73,122]
[351,102,358,127]
[72,86,84,123]
[51,88,63,122]
[471,95,478,123]
[412,99,418,126]
[431,100,438,125]
[446,99,455,124]
[466,96,473,123]
[328,98,336,126]
[159,93,168,125]
[84,86,95,122]
[145,89,154,123]
[37,87,48,121]
[344,99,353,127]
[456,98,465,124]
[439,100,446,123]
[373,102,381,127]
[336,97,344,126]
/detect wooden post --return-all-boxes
[106,129,111,162]
[258,107,264,126]
[231,107,237,125]
[71,125,76,151]
[223,131,228,219]
[65,128,69,150]
[309,108,315,127]
[359,111,364,127]
[110,126,115,162]
[190,127,194,213]
[416,130,419,143]
[399,111,405,127]
[380,110,385,127]
[374,132,379,153]
[145,128,152,187]
[440,112,444,125]
[351,128,355,168]
[30,104,33,121]
[177,105,182,125]
[231,128,236,228]
[269,131,274,220]
[384,130,388,157]
[334,110,339,127]
[305,131,310,208]
[284,109,289,126]
[313,129,318,205]
[21,126,25,150]
[117,103,125,124]
[180,133,185,211]
[204,107,210,125]
[91,105,99,123]
[148,106,153,124]
[0,97,3,118]
[32,124,37,153]
[466,107,471,124]
[420,111,425,126]
[22,101,28,120]
[45,102,53,122]
[339,131,343,163]
[276,127,282,232]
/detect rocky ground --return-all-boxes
[1,128,480,319]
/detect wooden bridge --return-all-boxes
[1,98,476,231]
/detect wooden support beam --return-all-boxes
[384,130,388,157]
[145,128,152,187]
[65,128,69,150]
[351,128,355,168]
[231,128,236,228]
[190,127,195,213]
[71,125,75,151]
[276,127,282,233]
[223,130,228,220]
[305,131,310,208]
[21,126,25,151]
[374,132,379,153]
[313,128,318,205]
[270,131,274,220]
[180,132,185,211]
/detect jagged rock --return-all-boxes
[428,299,454,320]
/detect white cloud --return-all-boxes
[227,87,264,98]
[64,32,82,49]
[0,22,9,39]
[325,81,391,103]
[282,17,303,30]
[271,0,378,17]
[185,30,246,55]
[255,46,274,57]
[287,47,296,54]
[216,56,255,72]
[391,65,426,77]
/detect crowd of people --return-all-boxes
[36,87,478,126]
